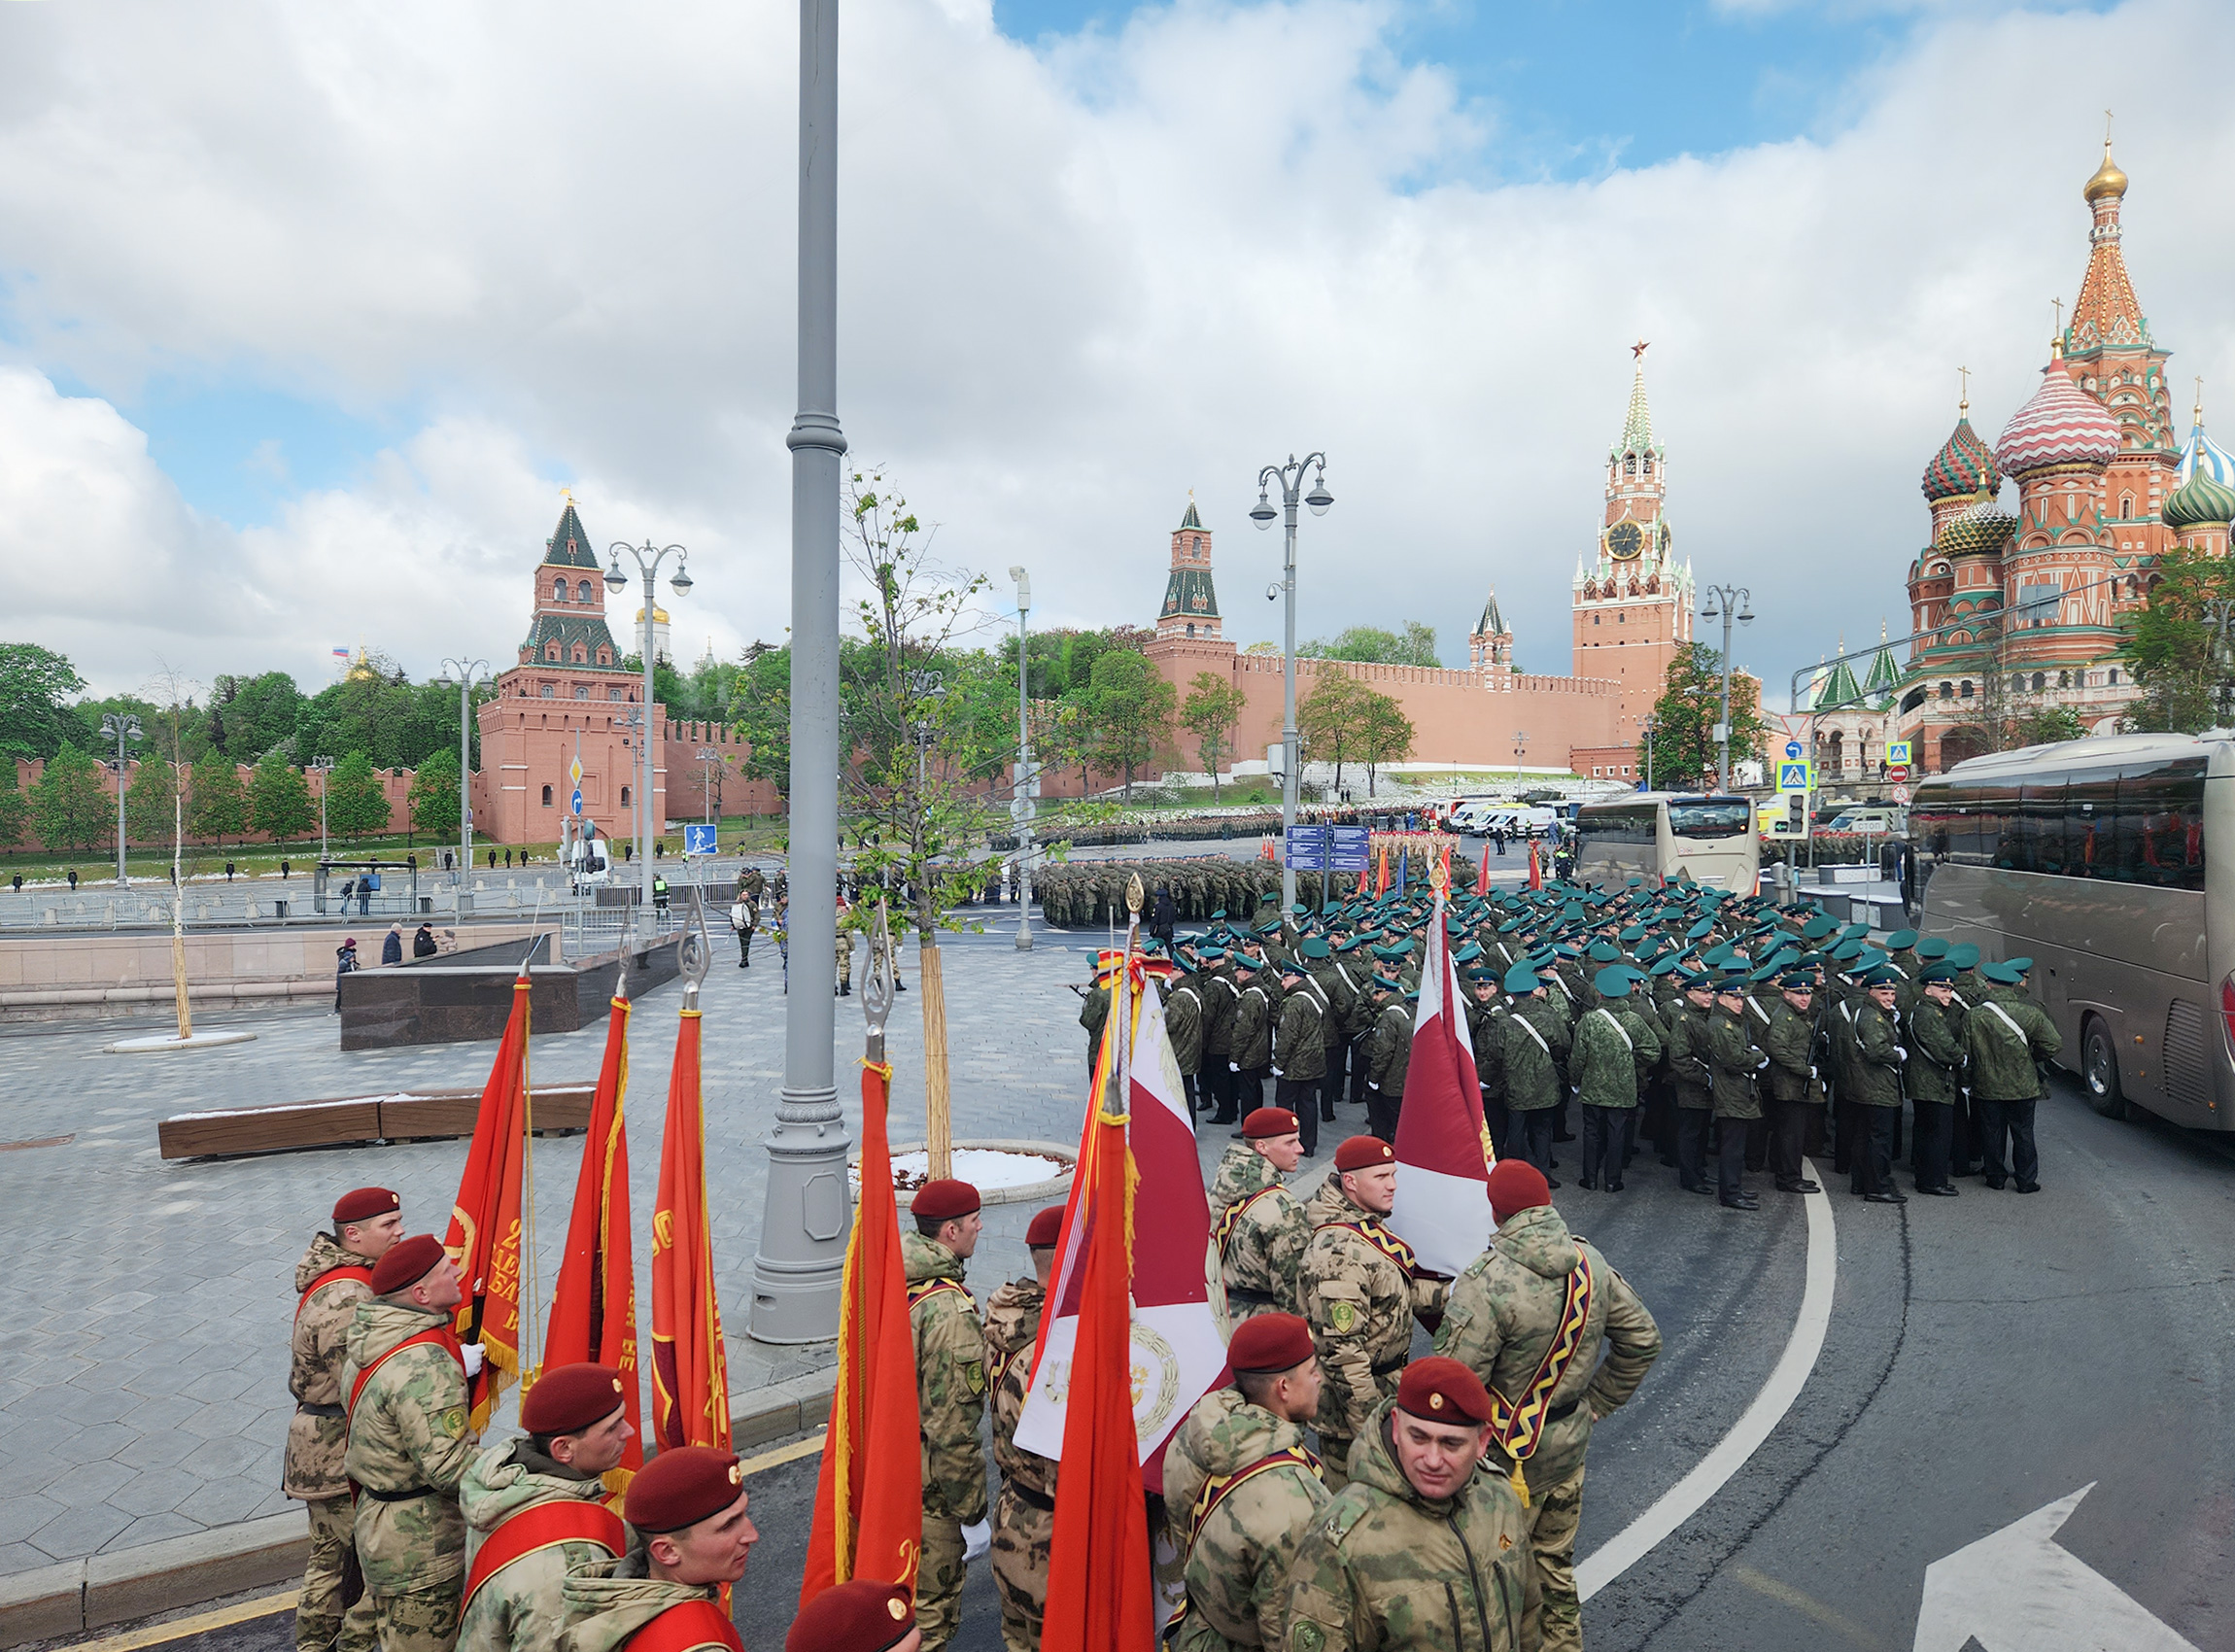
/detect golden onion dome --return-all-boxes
[634,605,670,624]
[2083,143,2127,204]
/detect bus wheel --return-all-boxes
[2082,1016,2126,1120]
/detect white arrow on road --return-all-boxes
[1912,1484,2198,1651]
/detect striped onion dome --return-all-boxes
[1995,347,2119,476]
[1935,487,2016,558]
[2165,469,2235,530]
[2178,418,2235,487]
[1921,414,1997,502]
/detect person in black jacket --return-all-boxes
[412,923,438,959]
[380,924,404,966]
[332,939,359,1014]
[1151,882,1177,946]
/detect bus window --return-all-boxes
[2118,756,2207,891]
[1667,798,1752,838]
[2017,781,2066,876]
[2066,769,2116,878]
[1977,784,2020,870]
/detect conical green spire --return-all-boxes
[1621,355,1657,454]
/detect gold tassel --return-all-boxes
[1510,1461,1530,1510]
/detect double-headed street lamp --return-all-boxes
[696,746,724,824]
[310,755,336,866]
[102,712,141,886]
[604,540,693,935]
[1699,584,1756,791]
[1513,730,1528,786]
[436,660,492,903]
[1250,453,1333,910]
[1009,566,1034,952]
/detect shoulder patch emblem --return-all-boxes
[1328,1300,1357,1333]
[439,1405,467,1438]
[964,1360,987,1394]
[1292,1623,1325,1652]
[1499,1532,1514,1551]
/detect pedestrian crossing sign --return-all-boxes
[1776,759,1813,792]
[1886,740,1912,766]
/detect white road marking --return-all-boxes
[1574,1154,1838,1600]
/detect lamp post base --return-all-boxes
[748,1082,852,1343]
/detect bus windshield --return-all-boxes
[1667,797,1753,839]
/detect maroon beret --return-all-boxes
[625,1444,744,1534]
[911,1179,980,1222]
[1025,1205,1064,1249]
[1395,1356,1496,1427]
[1487,1160,1552,1223]
[1333,1136,1395,1172]
[333,1187,400,1224]
[1227,1312,1314,1376]
[786,1579,914,1652]
[520,1363,627,1437]
[1242,1107,1299,1141]
[368,1234,448,1296]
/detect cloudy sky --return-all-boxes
[5,0,2227,713]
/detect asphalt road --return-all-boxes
[77,1072,2233,1652]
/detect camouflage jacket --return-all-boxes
[1202,970,1241,1058]
[1363,1000,1411,1099]
[902,1229,988,1524]
[1273,984,1327,1083]
[1167,978,1207,1076]
[1499,998,1570,1113]
[1706,1007,1763,1121]
[1082,983,1112,1069]
[1283,1400,1532,1652]
[982,1276,1054,1499]
[1764,1002,1817,1104]
[286,1232,376,1499]
[1232,982,1275,1069]
[1432,1204,1662,1495]
[1570,1005,1659,1110]
[1965,986,2061,1101]
[1164,1389,1327,1650]
[1904,995,1967,1104]
[342,1298,478,1594]
[1665,1003,1715,1107]
[1464,996,1507,1104]
[555,1555,726,1652]
[1299,1190,1442,1448]
[1210,1144,1308,1318]
[1849,1001,1905,1108]
[456,1440,620,1652]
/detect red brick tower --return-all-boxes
[1155,495,1222,641]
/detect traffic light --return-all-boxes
[1787,794,1805,832]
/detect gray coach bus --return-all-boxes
[1902,732,2227,1131]
[1575,793,1760,893]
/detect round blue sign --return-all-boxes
[1783,741,1804,760]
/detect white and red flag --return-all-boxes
[1014,957,1225,1493]
[1390,883,1496,1276]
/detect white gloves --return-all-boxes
[1894,1046,1908,1062]
[1754,1054,1770,1070]
[1271,1066,1284,1079]
[961,1519,992,1564]
[460,1343,486,1377]
[1808,1066,1818,1080]
[1366,1082,1380,1092]
[1229,1061,1240,1073]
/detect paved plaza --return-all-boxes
[0,918,1135,1579]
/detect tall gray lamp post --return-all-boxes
[752,0,851,1343]
[310,756,335,868]
[436,660,491,905]
[1699,583,1755,791]
[696,746,723,824]
[603,541,692,939]
[1249,453,1333,912]
[102,712,141,886]
[1009,566,1034,951]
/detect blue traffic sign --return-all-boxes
[682,824,717,857]
[570,787,584,815]
[1784,741,1804,760]
[1287,825,1370,873]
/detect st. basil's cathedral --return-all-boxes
[1891,137,2235,774]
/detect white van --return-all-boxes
[567,831,613,891]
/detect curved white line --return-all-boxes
[1574,1154,1840,1601]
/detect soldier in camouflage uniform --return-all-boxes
[456,1364,634,1652]
[1464,970,1509,1159]
[1210,1107,1310,1322]
[1079,961,1112,1075]
[1283,1358,1533,1652]
[1307,937,1358,1126]
[1201,948,1243,1124]
[903,1179,990,1652]
[1966,958,2060,1191]
[1162,1315,1328,1652]
[984,1207,1060,1652]
[1763,974,1825,1195]
[1665,975,1719,1194]
[342,1236,482,1652]
[1229,959,1276,1123]
[1167,948,1208,1118]
[1850,969,1908,1203]
[1499,963,1571,1187]
[1569,968,1661,1193]
[1359,976,1411,1144]
[1435,1162,1661,1652]
[290,1188,400,1652]
[1297,1137,1445,1492]
[1271,960,1328,1157]
[554,1446,757,1652]
[1708,980,1767,1211]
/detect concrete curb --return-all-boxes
[0,1376,840,1650]
[871,1139,1076,1210]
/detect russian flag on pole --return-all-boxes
[1014,966,1225,1493]
[1389,881,1496,1276]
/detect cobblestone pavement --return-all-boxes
[0,919,1324,1577]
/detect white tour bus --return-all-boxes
[1573,793,1761,892]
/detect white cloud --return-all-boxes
[2,0,2232,708]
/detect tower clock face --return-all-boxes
[1606,521,1644,561]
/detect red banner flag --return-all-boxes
[1479,840,1491,895]
[543,988,643,1491]
[1040,1089,1156,1652]
[651,1007,729,1452]
[445,975,533,1430]
[1374,844,1389,898]
[1391,884,1495,1276]
[1528,840,1543,890]
[801,1060,923,1606]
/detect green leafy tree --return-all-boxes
[0,643,87,761]
[2119,549,2235,734]
[1639,642,1770,789]
[1299,623,1440,669]
[211,671,308,760]
[1357,688,1416,797]
[1297,671,1372,794]
[409,746,462,842]
[325,750,394,839]
[0,765,29,850]
[1180,671,1248,801]
[123,757,179,847]
[1084,649,1175,800]
[249,751,316,843]
[730,643,792,794]
[189,755,249,847]
[31,742,111,854]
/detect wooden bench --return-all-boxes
[157,1083,599,1159]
